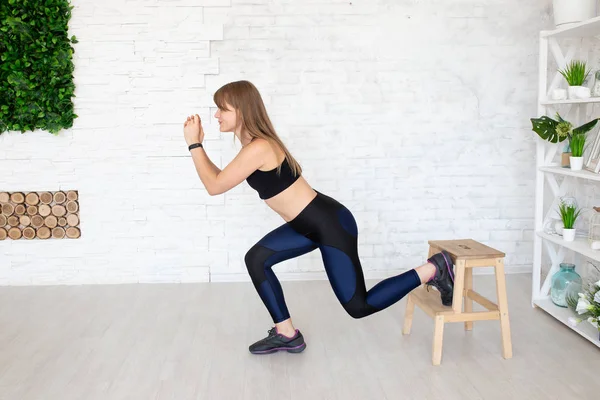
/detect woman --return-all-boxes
[183,80,455,355]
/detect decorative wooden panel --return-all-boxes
[0,191,80,240]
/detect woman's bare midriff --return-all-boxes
[264,176,317,222]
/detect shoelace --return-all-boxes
[256,328,279,345]
[425,278,440,292]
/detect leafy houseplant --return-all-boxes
[0,0,78,135]
[570,132,586,170]
[558,201,581,241]
[559,60,591,99]
[570,132,586,157]
[530,113,599,170]
[559,60,591,86]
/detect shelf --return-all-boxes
[536,231,600,263]
[539,166,600,181]
[534,297,600,348]
[541,15,600,38]
[540,97,600,105]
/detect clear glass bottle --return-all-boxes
[550,263,582,308]
[593,70,600,97]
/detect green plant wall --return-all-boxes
[0,0,78,135]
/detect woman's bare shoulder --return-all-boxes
[248,138,285,167]
[248,137,271,149]
[250,138,284,157]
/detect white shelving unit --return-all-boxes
[533,17,600,348]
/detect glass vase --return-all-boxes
[593,70,600,97]
[550,263,582,308]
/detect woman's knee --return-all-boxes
[342,295,376,319]
[244,244,271,282]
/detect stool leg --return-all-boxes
[432,315,445,366]
[495,258,513,359]
[427,245,436,258]
[402,294,415,335]
[464,267,473,331]
[452,259,466,314]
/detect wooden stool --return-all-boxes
[402,239,513,365]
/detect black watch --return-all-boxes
[188,142,203,151]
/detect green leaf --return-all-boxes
[571,132,586,157]
[559,60,591,86]
[573,118,600,135]
[559,201,582,229]
[531,116,565,143]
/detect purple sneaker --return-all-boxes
[249,327,307,354]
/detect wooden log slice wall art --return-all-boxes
[0,191,81,240]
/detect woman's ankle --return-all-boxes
[275,319,297,337]
[415,262,436,284]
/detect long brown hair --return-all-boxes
[213,80,302,177]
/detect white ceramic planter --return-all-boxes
[552,88,568,100]
[568,86,591,99]
[553,0,597,27]
[570,156,584,170]
[562,228,576,242]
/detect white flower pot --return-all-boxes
[551,88,568,100]
[570,156,584,170]
[553,0,597,27]
[562,228,576,242]
[568,86,591,99]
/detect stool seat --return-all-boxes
[428,239,505,259]
[402,239,513,365]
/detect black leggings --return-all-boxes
[245,191,421,323]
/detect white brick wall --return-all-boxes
[0,0,550,285]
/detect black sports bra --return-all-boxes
[246,157,300,200]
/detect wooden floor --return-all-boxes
[0,274,598,399]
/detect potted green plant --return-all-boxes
[559,60,591,99]
[558,200,581,241]
[570,131,586,170]
[530,113,599,169]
